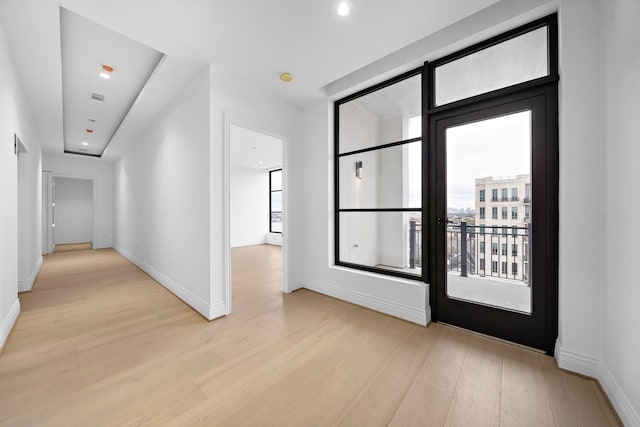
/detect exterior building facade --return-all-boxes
[474,175,530,282]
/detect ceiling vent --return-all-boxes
[78,148,88,152]
[90,92,105,103]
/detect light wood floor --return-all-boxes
[0,245,620,426]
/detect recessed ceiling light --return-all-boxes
[102,64,114,73]
[86,129,94,134]
[337,2,349,16]
[82,142,89,146]
[88,118,96,122]
[259,161,264,165]
[99,72,110,79]
[280,72,293,83]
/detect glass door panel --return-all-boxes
[445,111,532,313]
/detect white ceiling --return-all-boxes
[60,8,164,157]
[230,125,283,170]
[0,0,500,161]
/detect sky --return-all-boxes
[445,110,531,209]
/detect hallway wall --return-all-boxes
[114,67,213,319]
[230,165,269,248]
[53,177,93,245]
[0,24,43,347]
[43,154,114,249]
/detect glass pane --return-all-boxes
[339,212,421,276]
[271,191,282,212]
[271,216,282,233]
[445,111,532,313]
[339,141,421,209]
[270,170,282,191]
[435,27,548,106]
[338,74,421,154]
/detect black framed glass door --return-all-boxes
[429,86,558,353]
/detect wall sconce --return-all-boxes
[355,161,363,179]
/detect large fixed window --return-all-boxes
[334,69,423,279]
[269,169,282,233]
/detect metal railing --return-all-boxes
[446,221,530,285]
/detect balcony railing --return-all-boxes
[446,221,530,285]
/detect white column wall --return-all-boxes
[600,0,640,424]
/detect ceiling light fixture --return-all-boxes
[259,161,264,165]
[82,141,89,146]
[99,72,110,79]
[102,64,114,73]
[280,72,293,83]
[337,2,349,16]
[86,129,94,134]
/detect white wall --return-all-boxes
[230,165,268,248]
[0,24,43,348]
[301,101,428,325]
[114,68,214,319]
[17,140,43,293]
[209,66,303,310]
[53,177,93,244]
[601,0,640,424]
[43,154,113,249]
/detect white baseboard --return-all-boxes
[18,256,43,293]
[113,246,224,321]
[0,299,20,351]
[599,363,640,427]
[556,347,600,378]
[302,278,428,326]
[557,346,640,426]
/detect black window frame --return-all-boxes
[334,67,425,281]
[269,168,283,234]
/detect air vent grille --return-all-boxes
[90,92,105,103]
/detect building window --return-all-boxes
[525,205,530,220]
[491,189,498,201]
[501,188,508,201]
[479,190,485,202]
[501,243,507,256]
[512,263,518,275]
[492,242,498,255]
[512,244,518,256]
[501,262,508,274]
[480,207,485,219]
[511,188,518,201]
[492,207,498,219]
[269,169,283,233]
[335,69,422,279]
[480,225,485,234]
[502,226,508,235]
[525,183,531,203]
[502,207,508,219]
[492,261,498,273]
[480,258,485,270]
[480,241,485,253]
[512,207,518,219]
[492,226,498,235]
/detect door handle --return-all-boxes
[437,217,454,225]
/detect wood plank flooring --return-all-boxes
[0,245,620,426]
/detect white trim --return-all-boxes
[113,246,224,321]
[18,255,43,292]
[556,347,600,378]
[0,299,20,351]
[223,112,291,316]
[599,364,640,427]
[303,278,429,325]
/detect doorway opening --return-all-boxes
[44,176,95,253]
[225,117,287,314]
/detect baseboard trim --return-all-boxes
[0,299,20,351]
[557,346,640,425]
[303,278,428,326]
[556,347,600,378]
[18,256,43,293]
[599,363,640,427]
[113,246,224,321]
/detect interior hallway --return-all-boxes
[0,245,620,426]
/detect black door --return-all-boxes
[429,85,558,354]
